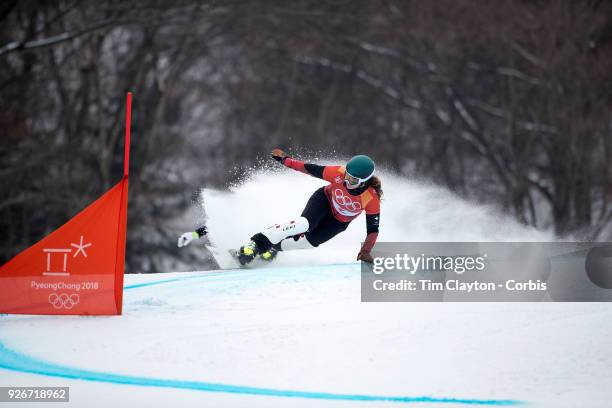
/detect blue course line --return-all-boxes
[0,342,520,405]
[0,268,524,406]
[125,277,196,289]
[124,262,359,290]
[124,274,233,290]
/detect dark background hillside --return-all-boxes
[1,0,611,272]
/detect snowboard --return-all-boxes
[205,245,270,269]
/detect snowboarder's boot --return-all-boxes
[237,240,259,265]
[259,246,279,262]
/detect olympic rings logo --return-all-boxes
[48,293,80,309]
[333,189,361,211]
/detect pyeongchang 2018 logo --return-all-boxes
[48,293,80,309]
[332,188,361,217]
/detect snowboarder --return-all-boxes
[178,149,381,265]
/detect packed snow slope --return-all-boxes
[2,266,611,407]
[1,167,610,407]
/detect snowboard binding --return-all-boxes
[237,240,258,265]
[235,240,279,265]
[259,247,279,262]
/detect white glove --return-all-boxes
[177,231,199,248]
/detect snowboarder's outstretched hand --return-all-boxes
[357,250,374,263]
[271,148,288,163]
[177,231,199,248]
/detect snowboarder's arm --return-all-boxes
[195,226,207,237]
[358,199,380,262]
[360,214,379,251]
[272,148,326,179]
[177,226,207,247]
[357,229,378,263]
[284,158,327,179]
[358,231,378,259]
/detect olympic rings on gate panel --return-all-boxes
[48,293,80,309]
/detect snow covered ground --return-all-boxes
[1,168,611,407]
[1,265,611,407]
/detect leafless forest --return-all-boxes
[1,1,611,272]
